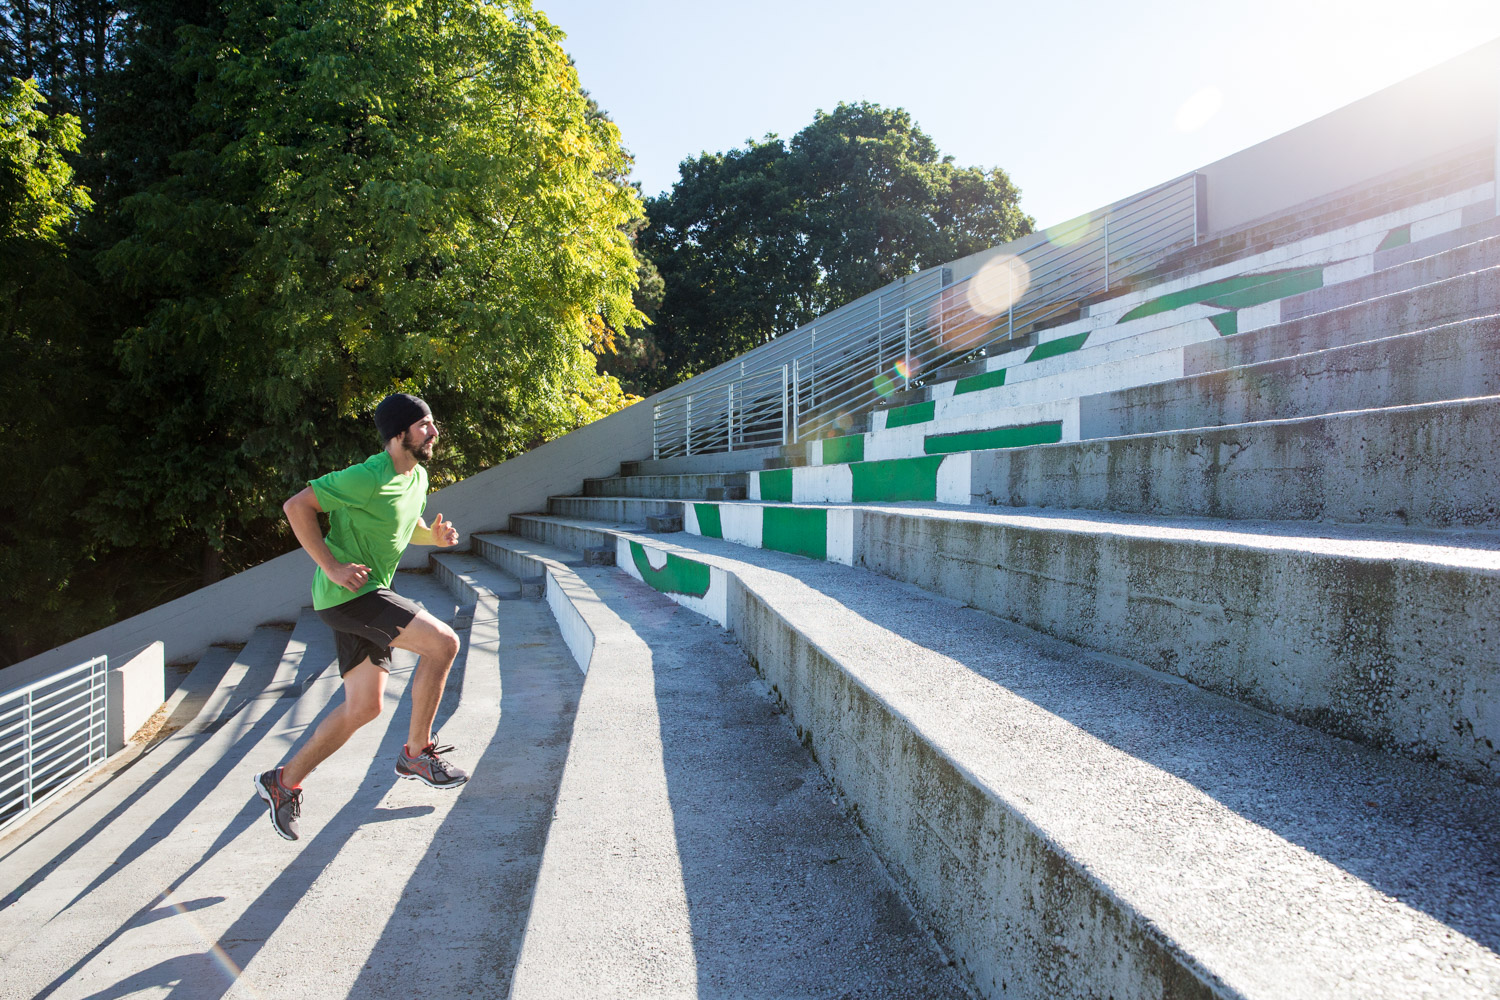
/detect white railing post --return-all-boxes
[809,329,817,409]
[1103,216,1111,291]
[903,308,912,388]
[781,364,790,446]
[727,382,735,452]
[652,405,661,460]
[685,395,693,457]
[22,690,33,811]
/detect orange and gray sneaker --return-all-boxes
[253,767,302,841]
[395,738,469,789]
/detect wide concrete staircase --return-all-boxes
[4,157,1499,999]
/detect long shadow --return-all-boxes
[1,635,335,912]
[346,595,585,998]
[600,571,973,999]
[740,546,1500,953]
[37,636,451,1000]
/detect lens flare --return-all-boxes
[873,373,897,397]
[1045,215,1093,248]
[1175,87,1224,132]
[965,255,1032,318]
[893,360,911,380]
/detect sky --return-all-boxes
[534,0,1500,230]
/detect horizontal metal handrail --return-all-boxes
[651,174,1201,459]
[0,655,108,834]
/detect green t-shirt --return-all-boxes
[308,451,428,610]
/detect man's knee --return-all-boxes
[396,613,460,660]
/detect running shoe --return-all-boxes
[253,767,302,841]
[395,738,469,789]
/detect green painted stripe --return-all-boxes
[763,506,827,561]
[759,468,793,502]
[1026,331,1090,363]
[1117,267,1320,324]
[884,400,936,428]
[1210,267,1321,309]
[1209,311,1238,337]
[822,434,865,465]
[924,422,1062,455]
[694,503,723,539]
[629,541,711,598]
[1377,225,1411,252]
[850,455,944,502]
[953,367,1007,395]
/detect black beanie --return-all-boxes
[374,393,431,441]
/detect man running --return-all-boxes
[254,392,468,841]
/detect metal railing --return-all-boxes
[652,173,1203,458]
[0,655,108,834]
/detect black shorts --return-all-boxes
[317,588,422,677]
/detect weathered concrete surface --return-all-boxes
[548,494,675,522]
[1183,275,1500,376]
[551,523,1500,1000]
[0,571,586,1000]
[583,472,749,500]
[1081,315,1500,439]
[972,395,1500,528]
[487,536,972,1000]
[1282,242,1500,321]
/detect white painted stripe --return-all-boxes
[748,471,762,501]
[795,463,853,503]
[936,454,973,504]
[1236,300,1282,334]
[827,508,857,566]
[719,504,764,549]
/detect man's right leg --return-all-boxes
[282,658,389,787]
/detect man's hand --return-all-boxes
[430,513,459,548]
[328,561,373,593]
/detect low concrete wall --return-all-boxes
[107,641,164,754]
[4,399,653,694]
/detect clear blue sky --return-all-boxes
[535,0,1500,229]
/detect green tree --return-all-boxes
[639,102,1033,390]
[97,0,644,583]
[0,76,108,664]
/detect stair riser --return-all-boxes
[674,500,1498,781]
[731,581,1219,1000]
[1283,246,1500,322]
[547,496,674,521]
[858,511,1498,782]
[1185,275,1500,375]
[1086,317,1500,439]
[582,474,748,499]
[510,515,614,554]
[971,396,1500,528]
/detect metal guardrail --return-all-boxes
[652,173,1203,458]
[0,655,108,834]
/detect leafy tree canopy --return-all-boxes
[638,101,1034,391]
[96,0,645,565]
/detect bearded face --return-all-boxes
[401,419,437,461]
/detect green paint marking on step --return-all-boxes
[822,434,865,464]
[1117,267,1322,323]
[763,506,828,561]
[629,541,711,598]
[1377,225,1411,252]
[924,422,1063,455]
[1026,331,1090,363]
[884,400,936,428]
[1210,267,1322,309]
[953,368,1007,395]
[694,503,723,538]
[1209,311,1238,337]
[850,455,944,502]
[760,469,793,502]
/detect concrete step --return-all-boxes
[500,518,1500,999]
[1084,314,1500,439]
[0,569,587,998]
[583,471,749,499]
[1374,211,1500,271]
[521,503,1500,783]
[465,531,972,998]
[547,494,677,522]
[1283,234,1500,321]
[1187,270,1500,375]
[619,445,784,478]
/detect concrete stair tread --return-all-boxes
[525,504,1500,570]
[0,569,587,997]
[519,518,1500,998]
[484,539,972,998]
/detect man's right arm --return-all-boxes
[283,487,371,593]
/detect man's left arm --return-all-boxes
[412,512,459,547]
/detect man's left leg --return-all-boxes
[390,608,468,789]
